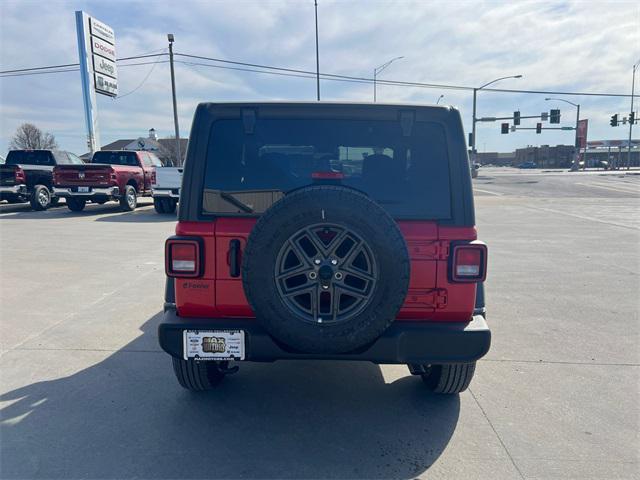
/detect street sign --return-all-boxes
[541,112,549,121]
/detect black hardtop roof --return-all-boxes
[198,101,456,112]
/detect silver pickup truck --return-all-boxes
[152,166,182,214]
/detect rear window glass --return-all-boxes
[53,152,84,165]
[92,151,139,166]
[202,118,451,219]
[6,150,53,166]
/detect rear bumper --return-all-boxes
[0,184,27,195]
[152,188,180,199]
[158,309,491,364]
[53,186,119,198]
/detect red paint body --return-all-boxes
[53,151,156,196]
[173,219,479,322]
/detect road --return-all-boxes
[0,171,638,479]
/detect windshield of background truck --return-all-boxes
[202,118,452,219]
[6,150,53,166]
[92,151,139,166]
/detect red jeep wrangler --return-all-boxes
[159,102,489,394]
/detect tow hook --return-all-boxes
[217,361,239,375]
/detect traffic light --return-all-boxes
[610,114,618,127]
[630,112,636,125]
[513,111,521,125]
[536,123,542,134]
[550,109,561,124]
[501,123,509,134]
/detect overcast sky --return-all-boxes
[1,0,639,156]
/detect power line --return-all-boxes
[0,52,169,75]
[1,50,634,98]
[114,50,168,99]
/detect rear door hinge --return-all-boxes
[436,241,450,260]
[405,288,448,309]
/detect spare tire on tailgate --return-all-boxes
[242,185,410,354]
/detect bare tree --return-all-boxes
[9,123,58,150]
[157,136,185,166]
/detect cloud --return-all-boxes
[1,0,639,155]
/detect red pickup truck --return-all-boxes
[53,150,161,212]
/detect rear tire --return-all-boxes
[418,363,476,394]
[30,184,51,211]
[153,197,166,214]
[120,185,137,211]
[164,198,177,214]
[171,357,225,391]
[66,198,86,212]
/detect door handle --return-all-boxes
[229,239,241,278]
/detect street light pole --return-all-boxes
[628,59,639,169]
[168,34,182,167]
[314,0,320,101]
[436,94,444,105]
[545,97,580,168]
[373,56,404,102]
[470,75,522,158]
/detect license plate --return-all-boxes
[78,186,89,193]
[183,330,245,361]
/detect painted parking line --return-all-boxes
[576,182,640,194]
[473,188,504,196]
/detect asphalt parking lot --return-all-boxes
[1,169,639,479]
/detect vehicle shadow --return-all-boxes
[0,313,459,479]
[94,207,177,223]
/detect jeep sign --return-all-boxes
[93,55,117,79]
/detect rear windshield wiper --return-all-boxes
[220,191,254,213]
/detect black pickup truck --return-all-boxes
[0,150,84,210]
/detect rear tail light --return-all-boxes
[15,166,26,184]
[450,242,487,282]
[151,168,157,186]
[165,237,203,278]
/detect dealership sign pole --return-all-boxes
[75,11,118,154]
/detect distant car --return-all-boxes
[53,150,161,212]
[518,161,537,169]
[471,162,480,178]
[0,149,83,210]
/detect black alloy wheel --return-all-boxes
[275,223,377,326]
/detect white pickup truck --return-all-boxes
[152,166,182,214]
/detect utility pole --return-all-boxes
[168,34,182,166]
[628,60,639,169]
[314,0,320,101]
[470,75,522,159]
